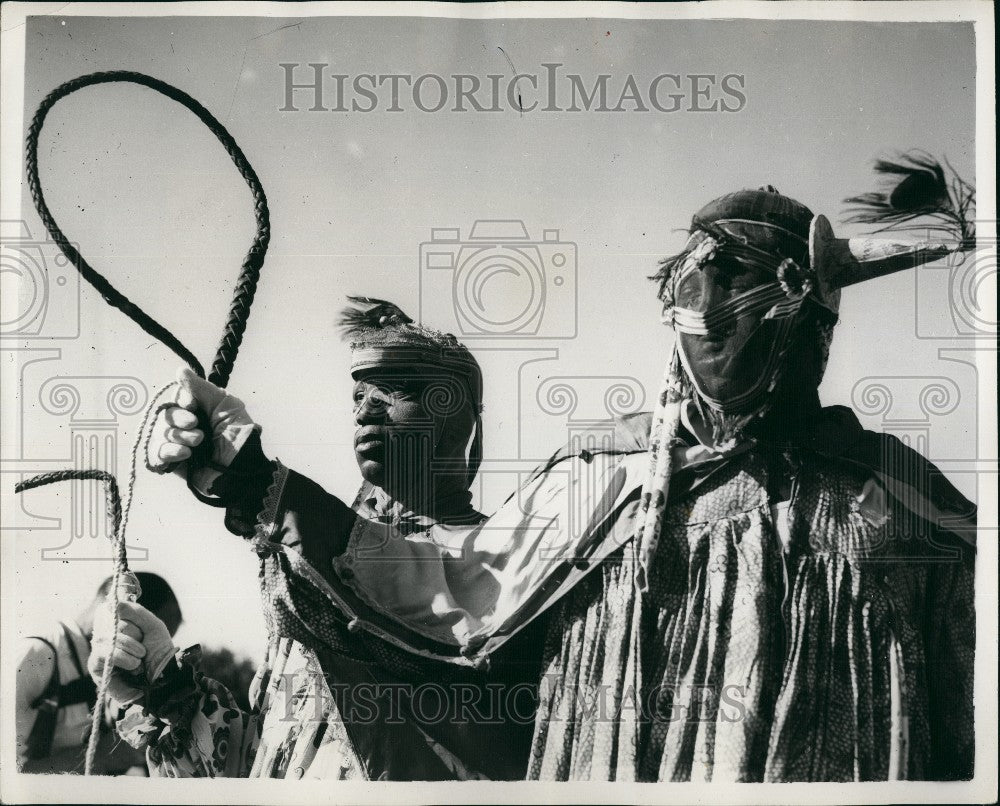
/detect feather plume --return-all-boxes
[843,150,975,247]
[337,296,414,337]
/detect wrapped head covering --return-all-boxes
[694,187,813,263]
[659,186,840,317]
[338,297,484,487]
[655,187,839,422]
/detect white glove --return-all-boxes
[89,601,178,705]
[149,366,258,488]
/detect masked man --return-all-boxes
[185,188,971,783]
[90,301,544,780]
[525,188,977,781]
[292,190,973,782]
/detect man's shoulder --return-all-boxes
[528,405,977,540]
[823,407,977,548]
[16,633,59,702]
[838,414,971,504]
[18,635,57,664]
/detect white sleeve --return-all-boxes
[335,452,643,648]
[14,638,57,768]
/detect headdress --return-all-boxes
[338,296,484,486]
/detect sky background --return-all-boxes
[5,13,980,661]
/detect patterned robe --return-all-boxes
[527,411,976,781]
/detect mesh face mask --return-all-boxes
[661,223,827,417]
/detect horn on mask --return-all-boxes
[809,214,957,309]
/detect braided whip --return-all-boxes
[19,72,271,773]
[25,70,270,388]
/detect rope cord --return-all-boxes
[19,71,271,774]
[14,471,131,775]
[25,70,270,388]
[14,471,122,555]
[13,381,180,774]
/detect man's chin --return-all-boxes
[357,458,385,487]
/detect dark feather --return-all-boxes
[842,150,975,246]
[337,296,414,336]
[888,170,948,210]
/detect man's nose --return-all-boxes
[355,390,388,424]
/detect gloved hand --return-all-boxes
[149,366,258,489]
[89,601,178,706]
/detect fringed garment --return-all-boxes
[528,444,975,781]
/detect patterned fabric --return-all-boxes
[115,646,259,778]
[116,475,500,780]
[247,640,362,780]
[528,447,975,781]
[250,467,543,780]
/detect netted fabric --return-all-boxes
[528,449,975,781]
[343,298,484,419]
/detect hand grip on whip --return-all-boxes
[185,406,227,507]
[118,571,142,603]
[147,379,226,507]
[114,572,152,692]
